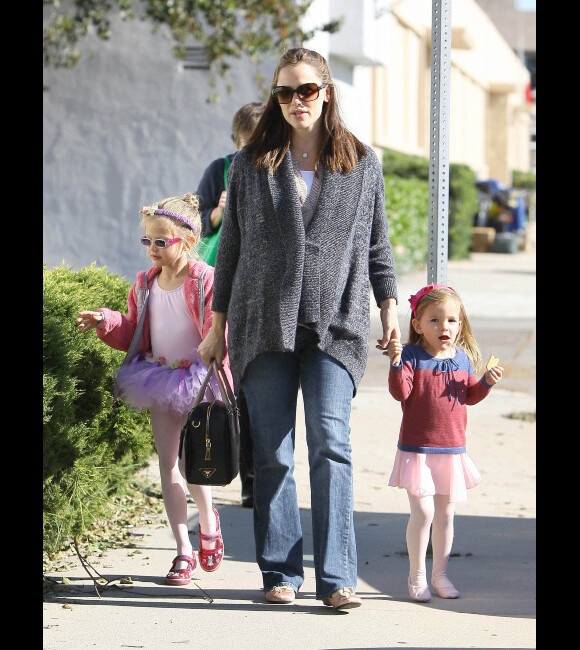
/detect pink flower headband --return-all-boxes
[140,202,198,234]
[409,284,455,318]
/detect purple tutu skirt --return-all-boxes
[388,449,481,503]
[115,355,220,415]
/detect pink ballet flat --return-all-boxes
[408,577,431,602]
[431,576,460,598]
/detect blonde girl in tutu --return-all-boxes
[77,193,230,585]
[384,285,503,602]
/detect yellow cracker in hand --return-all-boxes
[486,354,500,371]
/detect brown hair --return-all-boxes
[408,287,483,373]
[231,102,265,148]
[245,47,366,174]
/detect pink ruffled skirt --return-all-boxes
[388,449,481,503]
[115,355,219,415]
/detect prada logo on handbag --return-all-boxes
[200,468,216,478]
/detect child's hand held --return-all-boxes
[386,338,402,366]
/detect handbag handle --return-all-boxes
[191,360,236,410]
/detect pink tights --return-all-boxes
[406,493,456,587]
[150,409,217,566]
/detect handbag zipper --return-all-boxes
[205,402,213,460]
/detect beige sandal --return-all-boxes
[265,585,296,603]
[322,587,362,610]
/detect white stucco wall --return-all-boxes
[43,3,388,282]
[43,13,272,281]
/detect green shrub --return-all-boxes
[512,170,536,191]
[43,263,153,554]
[382,148,430,180]
[449,162,479,260]
[384,175,429,275]
[382,148,477,267]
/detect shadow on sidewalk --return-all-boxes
[49,504,535,619]
[354,509,536,618]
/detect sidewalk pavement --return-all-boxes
[44,251,536,649]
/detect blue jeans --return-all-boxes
[242,329,357,599]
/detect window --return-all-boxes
[183,46,210,70]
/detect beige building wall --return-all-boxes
[371,0,531,183]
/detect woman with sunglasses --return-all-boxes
[77,193,230,586]
[198,48,400,611]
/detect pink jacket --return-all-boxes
[96,259,233,388]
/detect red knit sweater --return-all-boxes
[389,345,491,453]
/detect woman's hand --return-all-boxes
[376,298,401,353]
[198,312,227,367]
[484,364,504,386]
[77,311,103,332]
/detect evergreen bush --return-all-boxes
[43,263,153,555]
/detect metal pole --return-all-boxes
[427,0,452,285]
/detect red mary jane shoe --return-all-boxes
[165,554,196,586]
[198,507,224,572]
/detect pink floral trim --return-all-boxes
[144,354,192,369]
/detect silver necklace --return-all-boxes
[292,147,309,159]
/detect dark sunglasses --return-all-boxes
[140,236,182,248]
[271,82,327,105]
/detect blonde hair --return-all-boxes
[140,193,202,260]
[409,287,483,372]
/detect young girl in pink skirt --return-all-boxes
[385,285,503,602]
[77,193,230,585]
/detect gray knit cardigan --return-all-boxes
[211,144,398,394]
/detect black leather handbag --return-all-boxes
[178,360,241,486]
